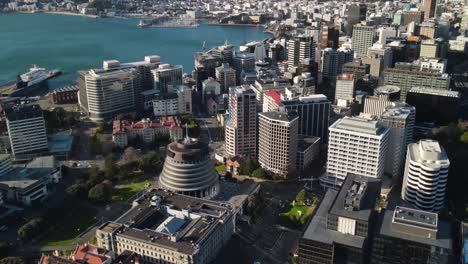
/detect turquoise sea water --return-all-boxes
[0,13,270,89]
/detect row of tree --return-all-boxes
[242,157,268,179]
[66,151,162,203]
[43,107,80,133]
[431,120,468,220]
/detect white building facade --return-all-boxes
[401,140,449,212]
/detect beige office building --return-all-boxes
[258,112,299,178]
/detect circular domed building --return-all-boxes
[158,137,219,199]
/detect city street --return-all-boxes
[216,182,306,264]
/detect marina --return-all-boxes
[138,17,199,28]
[0,13,270,90]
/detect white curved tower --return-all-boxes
[401,139,450,212]
[159,137,219,199]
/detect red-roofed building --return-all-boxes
[73,244,114,264]
[263,90,282,112]
[112,118,183,148]
[39,255,79,264]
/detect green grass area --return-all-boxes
[112,179,151,202]
[41,204,97,246]
[281,201,315,225]
[215,165,226,174]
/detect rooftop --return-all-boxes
[100,189,234,255]
[303,174,380,248]
[264,90,282,104]
[330,114,388,136]
[408,87,460,98]
[259,111,298,123]
[381,103,415,120]
[53,85,78,94]
[377,207,452,249]
[374,85,401,95]
[113,118,178,135]
[302,189,366,248]
[329,174,381,221]
[407,140,449,167]
[48,131,74,154]
[297,136,320,152]
[393,206,437,228]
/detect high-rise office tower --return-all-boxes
[419,21,438,39]
[346,4,367,26]
[362,43,393,77]
[335,74,355,103]
[352,25,375,58]
[78,67,140,121]
[258,112,299,178]
[377,26,397,45]
[342,59,370,82]
[299,174,381,264]
[337,46,354,74]
[363,85,401,117]
[152,64,183,93]
[279,94,331,142]
[213,41,234,64]
[401,11,425,26]
[225,86,257,157]
[5,105,48,159]
[380,103,416,181]
[383,68,450,101]
[159,137,219,199]
[321,25,340,49]
[419,39,442,58]
[254,43,267,62]
[406,87,460,125]
[288,35,316,70]
[320,48,338,80]
[321,114,389,188]
[232,52,255,84]
[215,63,236,92]
[371,206,453,264]
[402,139,449,212]
[263,90,282,113]
[194,52,223,78]
[421,0,436,21]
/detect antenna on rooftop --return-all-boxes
[184,123,190,144]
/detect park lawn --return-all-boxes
[112,179,151,202]
[281,201,316,224]
[41,204,97,246]
[215,165,226,174]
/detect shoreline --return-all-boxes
[206,22,260,27]
[43,11,99,19]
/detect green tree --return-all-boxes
[88,183,111,203]
[251,168,267,179]
[17,218,43,240]
[296,189,306,203]
[104,154,119,180]
[88,166,103,185]
[139,152,162,173]
[241,157,258,176]
[460,131,468,144]
[0,242,10,259]
[0,257,25,264]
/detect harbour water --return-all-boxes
[0,13,271,90]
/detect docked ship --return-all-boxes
[0,66,62,98]
[138,19,151,28]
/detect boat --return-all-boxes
[0,66,62,98]
[138,19,151,28]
